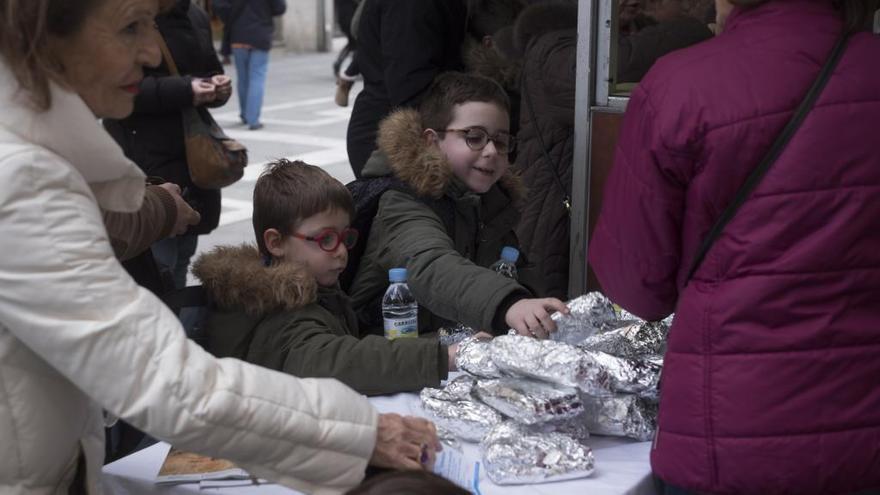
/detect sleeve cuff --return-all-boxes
[148,185,177,239]
[491,291,528,335]
[437,343,449,380]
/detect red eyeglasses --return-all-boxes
[291,227,358,252]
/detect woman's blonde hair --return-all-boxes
[0,0,175,111]
[730,0,879,34]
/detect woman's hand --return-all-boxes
[158,182,200,235]
[370,413,441,471]
[505,298,569,339]
[211,74,232,104]
[191,78,216,106]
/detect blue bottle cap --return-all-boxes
[389,268,408,282]
[500,246,520,263]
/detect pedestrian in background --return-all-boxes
[214,0,286,130]
[345,0,469,178]
[104,0,231,294]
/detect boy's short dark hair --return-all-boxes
[252,159,355,257]
[418,72,511,131]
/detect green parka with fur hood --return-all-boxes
[349,108,533,335]
[193,245,448,396]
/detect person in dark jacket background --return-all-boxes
[103,0,230,292]
[617,0,713,83]
[345,0,469,178]
[214,0,286,130]
[509,2,577,300]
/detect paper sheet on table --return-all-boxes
[434,446,483,494]
[199,479,273,489]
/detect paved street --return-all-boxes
[191,40,358,283]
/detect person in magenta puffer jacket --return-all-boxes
[589,0,880,493]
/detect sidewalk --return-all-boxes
[192,42,359,281]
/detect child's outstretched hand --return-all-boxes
[505,298,569,339]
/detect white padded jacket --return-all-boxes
[0,62,378,495]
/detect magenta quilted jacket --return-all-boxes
[589,1,880,493]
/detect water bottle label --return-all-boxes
[384,317,418,339]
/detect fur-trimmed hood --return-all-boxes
[375,108,525,204]
[192,244,317,315]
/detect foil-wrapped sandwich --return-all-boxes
[528,413,591,446]
[419,376,502,442]
[490,335,612,397]
[481,423,595,485]
[455,336,502,378]
[587,351,663,399]
[443,374,477,399]
[438,323,478,346]
[579,320,669,359]
[580,393,658,441]
[550,293,638,345]
[473,378,583,425]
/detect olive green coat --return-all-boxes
[348,108,534,335]
[192,244,448,396]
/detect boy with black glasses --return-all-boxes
[349,72,568,339]
[192,159,457,395]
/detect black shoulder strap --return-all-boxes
[521,69,572,215]
[685,34,849,283]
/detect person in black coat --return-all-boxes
[345,0,469,178]
[103,0,230,291]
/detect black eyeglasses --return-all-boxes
[439,127,516,155]
[291,228,358,252]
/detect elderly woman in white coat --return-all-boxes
[0,0,440,494]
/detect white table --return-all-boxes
[104,388,655,494]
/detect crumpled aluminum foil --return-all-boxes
[490,335,612,396]
[551,293,638,345]
[580,393,658,441]
[611,304,674,327]
[438,323,478,346]
[456,336,502,378]
[579,320,669,359]
[481,422,595,485]
[586,351,663,399]
[528,413,591,446]
[473,378,583,425]
[436,426,462,451]
[443,374,477,399]
[420,377,503,442]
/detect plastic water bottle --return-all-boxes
[490,246,519,280]
[382,268,419,339]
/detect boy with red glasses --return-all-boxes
[192,159,460,395]
[348,72,568,339]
